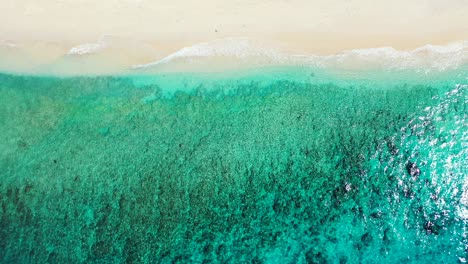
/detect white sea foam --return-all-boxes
[0,40,17,48]
[4,36,467,74]
[66,35,120,55]
[67,41,107,56]
[133,38,468,72]
[320,41,468,71]
[132,37,287,69]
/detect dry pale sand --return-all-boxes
[0,0,467,74]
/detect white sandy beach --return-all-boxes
[0,0,467,74]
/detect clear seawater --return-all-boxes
[0,66,467,263]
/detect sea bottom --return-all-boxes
[0,71,467,263]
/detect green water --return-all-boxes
[0,67,467,263]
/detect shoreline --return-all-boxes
[2,0,467,75]
[0,37,467,76]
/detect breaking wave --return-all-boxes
[133,38,468,73]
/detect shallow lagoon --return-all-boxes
[0,67,467,263]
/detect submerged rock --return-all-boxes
[406,162,421,178]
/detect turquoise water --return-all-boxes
[0,67,467,263]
